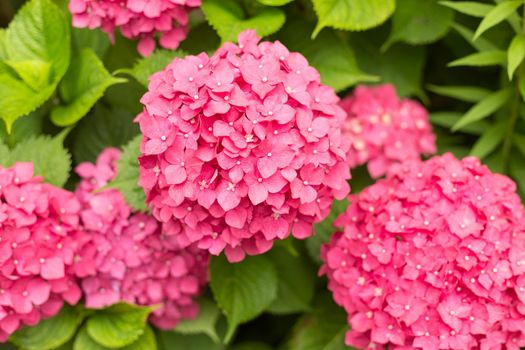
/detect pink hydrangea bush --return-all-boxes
[74,148,209,329]
[68,0,201,56]
[321,153,525,350]
[0,163,82,340]
[136,30,351,262]
[340,84,436,178]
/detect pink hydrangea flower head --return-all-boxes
[321,153,525,350]
[68,0,201,56]
[340,84,436,178]
[0,163,82,341]
[136,30,351,262]
[74,148,209,329]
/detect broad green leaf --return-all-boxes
[86,303,152,348]
[284,294,348,350]
[430,112,489,135]
[9,133,71,187]
[0,110,44,148]
[439,1,492,17]
[74,326,109,350]
[520,72,525,101]
[1,0,70,130]
[474,0,522,40]
[202,0,285,43]
[453,88,512,131]
[508,34,525,79]
[107,135,147,212]
[10,305,83,350]
[452,23,499,52]
[350,31,426,98]
[267,245,315,314]
[384,0,454,49]
[0,142,9,164]
[210,254,278,342]
[176,298,221,343]
[311,0,395,37]
[121,325,157,350]
[51,48,125,126]
[72,104,139,163]
[448,50,506,67]
[470,121,506,159]
[278,21,376,92]
[3,59,51,90]
[257,0,294,5]
[307,199,348,264]
[157,332,222,350]
[427,85,491,103]
[122,50,187,87]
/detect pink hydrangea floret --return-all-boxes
[74,148,209,329]
[68,0,201,56]
[136,30,351,262]
[340,84,436,178]
[321,153,525,350]
[0,163,82,341]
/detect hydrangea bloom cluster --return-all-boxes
[321,153,525,350]
[137,30,351,262]
[68,0,201,56]
[74,148,209,329]
[0,163,82,341]
[340,84,436,178]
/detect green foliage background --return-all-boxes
[1,0,525,349]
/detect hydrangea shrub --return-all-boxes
[2,0,525,349]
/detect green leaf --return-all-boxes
[429,112,489,134]
[157,332,222,350]
[10,305,83,350]
[312,0,395,37]
[520,71,525,101]
[257,0,294,5]
[508,34,525,79]
[439,1,492,17]
[427,85,491,103]
[1,0,70,130]
[74,326,109,350]
[8,133,71,187]
[0,110,44,148]
[210,254,278,343]
[448,50,506,67]
[202,0,285,43]
[513,133,525,158]
[307,199,348,264]
[350,31,426,98]
[267,245,315,314]
[284,294,348,350]
[230,342,273,350]
[176,298,221,343]
[86,303,152,348]
[122,50,187,87]
[470,121,506,159]
[73,28,110,58]
[121,325,157,350]
[452,23,499,52]
[107,135,147,212]
[474,0,522,40]
[453,88,512,131]
[277,21,376,92]
[3,59,51,90]
[72,104,139,163]
[51,48,125,126]
[0,142,9,164]
[384,0,454,49]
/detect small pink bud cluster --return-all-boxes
[321,153,525,350]
[137,30,351,262]
[68,0,201,56]
[0,163,82,340]
[74,149,209,329]
[340,84,436,178]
